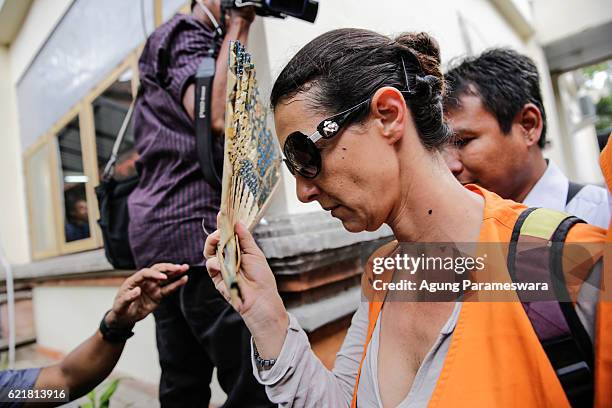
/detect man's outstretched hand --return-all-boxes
[105,263,189,328]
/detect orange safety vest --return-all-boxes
[597,135,612,407]
[351,184,610,408]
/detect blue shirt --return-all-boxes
[0,368,41,407]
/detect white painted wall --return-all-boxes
[554,70,605,184]
[0,46,30,264]
[32,285,227,404]
[33,286,161,383]
[524,39,570,174]
[510,0,534,25]
[0,0,74,264]
[533,0,612,45]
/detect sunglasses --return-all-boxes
[282,98,371,179]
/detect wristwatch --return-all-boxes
[99,310,135,343]
[253,341,277,371]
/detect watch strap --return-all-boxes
[99,310,134,343]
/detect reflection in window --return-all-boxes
[93,69,138,181]
[57,116,91,243]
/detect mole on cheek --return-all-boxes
[428,209,433,215]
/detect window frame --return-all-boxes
[23,50,141,260]
[50,104,100,253]
[24,136,60,260]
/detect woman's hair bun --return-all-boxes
[395,32,441,64]
[394,32,444,94]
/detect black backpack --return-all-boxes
[95,101,138,270]
[508,207,601,407]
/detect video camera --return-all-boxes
[221,0,319,23]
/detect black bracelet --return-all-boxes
[99,310,135,343]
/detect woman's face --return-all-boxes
[274,95,402,233]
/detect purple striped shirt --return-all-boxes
[128,14,221,269]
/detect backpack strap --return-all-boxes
[566,181,586,205]
[508,207,593,407]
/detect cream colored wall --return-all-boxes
[32,285,227,404]
[0,46,29,264]
[509,0,534,25]
[9,0,74,84]
[33,286,160,383]
[533,0,612,45]
[0,0,74,264]
[524,40,570,174]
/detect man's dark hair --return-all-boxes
[271,29,453,149]
[444,48,547,148]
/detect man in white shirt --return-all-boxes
[442,48,609,228]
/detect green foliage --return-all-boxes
[596,95,612,132]
[0,353,8,370]
[99,378,120,408]
[79,379,121,408]
[583,62,609,80]
[79,389,95,408]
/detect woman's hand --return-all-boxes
[204,222,289,359]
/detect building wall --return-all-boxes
[0,46,29,264]
[33,285,160,382]
[508,0,534,26]
[533,0,612,45]
[32,284,228,404]
[0,0,74,265]
[524,39,571,174]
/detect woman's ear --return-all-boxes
[370,87,410,145]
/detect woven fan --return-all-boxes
[216,41,281,302]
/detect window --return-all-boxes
[23,48,141,259]
[56,114,94,244]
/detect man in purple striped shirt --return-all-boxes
[127,1,273,406]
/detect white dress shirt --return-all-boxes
[523,160,610,228]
